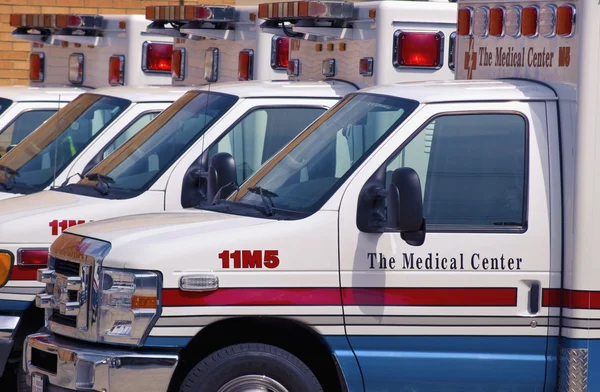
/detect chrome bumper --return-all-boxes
[0,315,19,376]
[24,333,179,392]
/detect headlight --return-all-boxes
[97,268,161,346]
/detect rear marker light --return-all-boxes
[489,7,505,37]
[142,41,173,73]
[556,4,576,37]
[238,49,254,81]
[473,6,489,38]
[287,59,300,77]
[109,55,125,86]
[322,58,335,77]
[393,31,443,69]
[505,6,522,38]
[271,36,290,70]
[205,47,219,83]
[172,48,186,81]
[457,7,473,36]
[539,5,556,38]
[29,53,44,82]
[359,57,373,77]
[521,6,539,37]
[18,249,49,266]
[68,53,84,85]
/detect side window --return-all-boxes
[0,110,56,155]
[385,113,527,229]
[207,106,326,185]
[103,112,160,159]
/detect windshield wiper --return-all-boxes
[0,165,19,190]
[84,173,115,196]
[248,186,277,216]
[54,172,83,189]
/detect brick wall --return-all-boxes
[0,0,234,85]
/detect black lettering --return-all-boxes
[517,258,523,270]
[378,253,387,269]
[416,257,423,269]
[471,253,480,270]
[367,253,377,269]
[402,254,414,269]
[508,257,515,270]
[425,253,433,269]
[389,257,396,269]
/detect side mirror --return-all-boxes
[387,167,426,246]
[206,152,237,204]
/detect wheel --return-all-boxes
[179,343,323,392]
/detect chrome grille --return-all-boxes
[54,258,80,277]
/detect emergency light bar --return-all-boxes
[457,3,576,39]
[258,1,354,21]
[10,14,103,30]
[146,5,235,23]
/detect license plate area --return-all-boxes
[31,373,46,392]
[31,347,57,374]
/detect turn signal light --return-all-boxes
[18,249,48,266]
[29,53,44,82]
[394,31,442,69]
[457,7,473,36]
[132,295,157,309]
[489,7,504,37]
[521,6,538,37]
[109,55,125,85]
[0,252,12,288]
[271,37,290,70]
[556,4,575,37]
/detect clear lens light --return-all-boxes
[505,6,521,37]
[539,5,556,37]
[473,7,489,37]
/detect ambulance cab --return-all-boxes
[0,13,176,156]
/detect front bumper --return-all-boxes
[0,315,19,377]
[23,333,179,392]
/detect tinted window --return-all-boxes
[0,110,56,155]
[385,113,527,228]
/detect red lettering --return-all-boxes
[219,250,230,269]
[231,250,242,269]
[242,250,262,268]
[77,220,85,225]
[49,220,58,236]
[264,250,280,269]
[59,220,68,233]
[68,220,76,228]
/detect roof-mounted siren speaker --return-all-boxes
[393,31,443,70]
[142,41,173,73]
[29,52,45,82]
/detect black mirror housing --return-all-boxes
[206,152,237,204]
[387,167,426,246]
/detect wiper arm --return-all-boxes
[0,165,19,190]
[248,186,277,216]
[54,172,83,189]
[84,173,115,196]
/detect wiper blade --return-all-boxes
[248,186,277,216]
[54,172,83,189]
[0,165,19,190]
[84,173,115,196]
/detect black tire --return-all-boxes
[179,343,323,392]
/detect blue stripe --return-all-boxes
[323,336,365,392]
[0,299,31,311]
[344,336,552,392]
[144,336,191,348]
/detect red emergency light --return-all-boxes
[393,31,442,69]
[18,249,48,267]
[238,49,254,81]
[109,55,125,86]
[29,53,44,82]
[489,7,504,37]
[359,57,373,77]
[556,4,576,37]
[142,42,173,73]
[172,48,186,81]
[271,37,290,70]
[521,6,538,37]
[457,7,473,36]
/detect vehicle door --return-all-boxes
[337,101,552,391]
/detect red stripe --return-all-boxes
[9,265,39,281]
[163,287,517,307]
[543,288,600,310]
[162,288,341,307]
[342,287,517,306]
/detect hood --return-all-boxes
[0,190,164,244]
[0,191,22,201]
[66,211,275,269]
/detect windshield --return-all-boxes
[0,98,12,118]
[76,91,238,196]
[230,93,419,216]
[0,94,130,193]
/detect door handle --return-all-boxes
[528,282,541,314]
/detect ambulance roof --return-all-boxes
[190,80,358,98]
[90,85,192,103]
[361,79,557,104]
[0,85,90,102]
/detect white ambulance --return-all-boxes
[21,0,599,391]
[0,13,176,156]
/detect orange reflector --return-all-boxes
[521,6,538,37]
[132,295,157,309]
[0,252,12,288]
[489,7,504,37]
[29,53,44,82]
[457,7,473,36]
[238,49,254,81]
[556,4,575,37]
